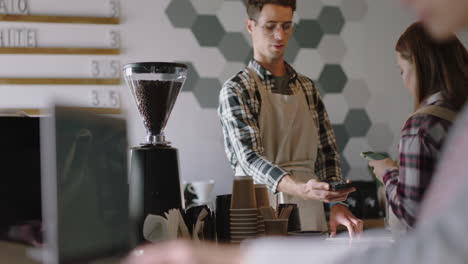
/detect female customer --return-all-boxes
[369,21,468,229]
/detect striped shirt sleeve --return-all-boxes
[383,114,451,227]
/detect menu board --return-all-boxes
[0,0,122,108]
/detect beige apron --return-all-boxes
[235,67,327,231]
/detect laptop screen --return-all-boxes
[0,116,41,239]
[41,107,130,264]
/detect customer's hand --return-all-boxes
[368,158,398,182]
[123,240,244,264]
[8,221,43,247]
[299,179,355,203]
[329,204,363,238]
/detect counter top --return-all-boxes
[0,241,39,264]
[330,218,386,233]
[0,241,122,264]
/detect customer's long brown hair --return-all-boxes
[396,22,468,111]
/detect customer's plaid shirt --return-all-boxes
[218,60,342,193]
[383,93,454,227]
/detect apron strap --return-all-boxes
[247,67,268,98]
[411,105,457,122]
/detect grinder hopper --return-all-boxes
[123,62,187,145]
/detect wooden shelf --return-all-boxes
[0,107,121,116]
[0,47,120,55]
[0,14,119,24]
[0,78,120,85]
[71,107,121,115]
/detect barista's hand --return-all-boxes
[329,204,363,238]
[278,176,355,202]
[123,240,244,264]
[299,179,355,203]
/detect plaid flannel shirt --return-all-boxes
[383,93,454,227]
[218,60,342,193]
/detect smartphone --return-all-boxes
[360,151,388,161]
[323,180,353,191]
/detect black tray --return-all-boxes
[288,230,327,237]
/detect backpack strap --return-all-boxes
[410,105,457,122]
[394,105,457,167]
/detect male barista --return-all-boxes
[218,0,362,235]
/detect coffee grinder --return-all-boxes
[123,62,187,243]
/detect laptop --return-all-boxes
[0,116,42,241]
[39,106,131,264]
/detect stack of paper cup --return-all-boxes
[254,184,270,236]
[230,176,258,244]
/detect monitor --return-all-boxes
[0,116,41,241]
[41,106,131,264]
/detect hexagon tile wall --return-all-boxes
[165,0,394,181]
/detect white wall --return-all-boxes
[0,0,235,196]
[357,0,415,137]
[1,0,466,196]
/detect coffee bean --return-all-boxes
[131,80,183,136]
